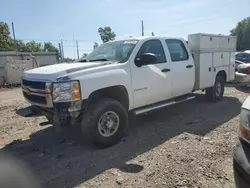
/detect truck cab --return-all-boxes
[22,34,236,148]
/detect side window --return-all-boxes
[165,39,189,62]
[136,40,166,64]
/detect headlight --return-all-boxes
[53,81,81,103]
[239,108,250,142]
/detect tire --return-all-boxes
[206,75,225,102]
[81,98,128,148]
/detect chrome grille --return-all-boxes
[22,79,45,90]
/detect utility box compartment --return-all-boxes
[188,33,237,90]
[188,33,236,51]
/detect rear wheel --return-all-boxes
[81,98,128,148]
[206,75,225,102]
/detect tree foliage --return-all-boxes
[0,22,15,51]
[98,27,116,43]
[82,53,88,58]
[63,57,74,62]
[16,40,26,52]
[93,42,99,49]
[44,42,59,58]
[24,41,43,52]
[230,16,250,51]
[0,22,60,56]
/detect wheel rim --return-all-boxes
[98,111,120,137]
[215,82,222,96]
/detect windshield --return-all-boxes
[77,40,138,63]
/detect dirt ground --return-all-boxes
[0,86,249,188]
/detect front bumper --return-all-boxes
[233,140,250,188]
[235,72,250,83]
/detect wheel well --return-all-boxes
[217,70,227,81]
[87,86,129,109]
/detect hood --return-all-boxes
[23,62,105,81]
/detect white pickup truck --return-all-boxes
[22,33,236,148]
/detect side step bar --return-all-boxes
[134,96,196,115]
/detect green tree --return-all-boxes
[0,22,15,51]
[63,57,74,62]
[24,41,42,52]
[98,27,116,43]
[16,40,26,52]
[44,42,60,59]
[230,16,250,51]
[82,53,88,58]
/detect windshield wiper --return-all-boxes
[89,58,108,62]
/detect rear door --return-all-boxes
[165,39,195,97]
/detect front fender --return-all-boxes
[77,69,133,110]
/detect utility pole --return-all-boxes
[58,43,62,62]
[11,22,18,52]
[44,42,46,52]
[73,33,76,59]
[76,40,79,59]
[61,39,64,60]
[141,20,144,36]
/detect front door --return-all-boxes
[130,39,172,109]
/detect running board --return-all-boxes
[134,96,196,115]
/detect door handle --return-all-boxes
[186,65,193,68]
[161,68,171,72]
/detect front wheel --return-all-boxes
[81,98,128,148]
[206,75,225,102]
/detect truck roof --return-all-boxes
[112,36,185,42]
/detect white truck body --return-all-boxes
[21,33,237,148]
[23,34,236,110]
[188,33,236,90]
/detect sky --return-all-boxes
[1,0,250,58]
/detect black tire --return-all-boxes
[81,98,128,148]
[206,75,225,102]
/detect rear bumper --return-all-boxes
[233,140,250,188]
[235,72,250,83]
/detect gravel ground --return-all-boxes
[0,86,249,188]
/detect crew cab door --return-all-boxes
[130,39,172,108]
[164,39,195,97]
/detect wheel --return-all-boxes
[81,98,128,148]
[206,75,225,102]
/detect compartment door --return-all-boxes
[199,53,214,89]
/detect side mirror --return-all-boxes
[135,53,157,67]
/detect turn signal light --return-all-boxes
[72,92,81,100]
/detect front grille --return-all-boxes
[23,92,47,104]
[22,79,45,90]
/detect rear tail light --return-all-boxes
[242,66,250,74]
